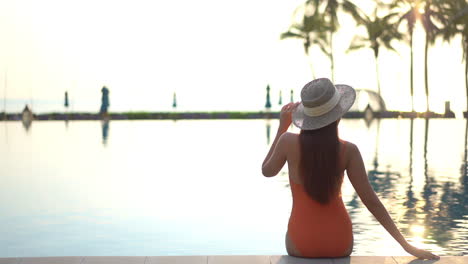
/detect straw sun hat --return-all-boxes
[292,78,356,130]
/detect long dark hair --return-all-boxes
[299,120,342,204]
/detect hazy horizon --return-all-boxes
[1,0,466,114]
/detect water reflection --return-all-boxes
[2,121,7,146]
[404,118,417,210]
[367,119,400,196]
[1,119,467,256]
[409,118,414,179]
[21,118,32,132]
[463,119,468,180]
[266,120,271,145]
[400,118,468,255]
[101,119,110,146]
[441,119,468,253]
[263,117,468,254]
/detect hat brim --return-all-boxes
[292,84,356,130]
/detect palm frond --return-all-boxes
[280,31,304,40]
[382,12,400,23]
[316,39,331,56]
[347,34,369,53]
[437,0,467,42]
[398,8,418,33]
[342,0,367,25]
[347,43,367,53]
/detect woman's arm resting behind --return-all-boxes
[346,143,439,260]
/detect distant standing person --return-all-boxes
[261,78,439,259]
[100,86,110,116]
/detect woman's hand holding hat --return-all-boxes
[279,102,300,132]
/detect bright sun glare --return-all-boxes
[410,225,425,236]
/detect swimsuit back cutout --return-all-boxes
[287,140,353,258]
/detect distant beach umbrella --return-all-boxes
[64,91,69,108]
[278,90,282,105]
[172,92,177,108]
[265,85,272,109]
[100,86,110,114]
[290,89,294,103]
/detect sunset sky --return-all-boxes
[0,0,465,114]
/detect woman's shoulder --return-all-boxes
[340,140,360,161]
[278,132,299,149]
[340,139,357,149]
[280,131,299,141]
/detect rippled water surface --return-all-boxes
[0,119,467,257]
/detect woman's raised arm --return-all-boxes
[346,142,439,260]
[262,102,299,177]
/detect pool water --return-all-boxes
[0,119,467,257]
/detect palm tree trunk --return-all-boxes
[330,32,335,82]
[410,33,415,112]
[308,59,317,79]
[305,49,316,79]
[304,44,315,79]
[424,34,430,113]
[375,55,381,96]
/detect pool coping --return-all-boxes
[0,255,466,264]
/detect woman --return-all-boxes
[261,78,439,259]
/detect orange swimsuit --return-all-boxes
[287,142,353,258]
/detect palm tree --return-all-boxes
[347,8,403,97]
[438,0,468,114]
[304,0,362,81]
[282,0,361,80]
[394,0,422,112]
[281,4,331,79]
[420,0,445,113]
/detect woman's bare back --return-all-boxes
[281,132,348,185]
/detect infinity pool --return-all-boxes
[0,119,466,257]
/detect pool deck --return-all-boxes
[0,256,466,264]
